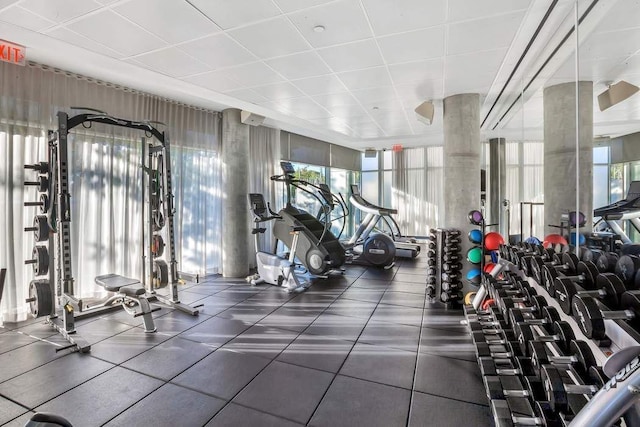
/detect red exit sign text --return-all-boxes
[0,39,26,66]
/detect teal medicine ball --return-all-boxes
[467,247,483,264]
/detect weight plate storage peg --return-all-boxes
[151,234,165,257]
[26,280,53,318]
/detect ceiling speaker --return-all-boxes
[364,149,377,158]
[240,110,266,126]
[598,81,639,112]
[414,101,434,125]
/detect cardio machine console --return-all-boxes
[280,161,295,175]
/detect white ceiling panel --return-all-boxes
[272,97,331,119]
[288,0,372,48]
[94,0,117,4]
[353,86,398,108]
[447,11,525,56]
[20,0,100,23]
[188,0,280,30]
[388,59,445,84]
[265,51,331,79]
[216,61,285,86]
[338,67,392,91]
[131,47,208,78]
[252,81,304,100]
[593,0,640,33]
[223,88,268,104]
[180,33,255,69]
[67,10,166,57]
[378,27,445,64]
[46,27,123,58]
[551,55,627,81]
[318,39,384,73]
[183,70,244,92]
[325,103,369,119]
[448,0,532,22]
[114,0,220,44]
[291,74,347,95]
[395,81,444,106]
[312,91,359,108]
[308,117,353,135]
[273,0,333,12]
[580,27,640,61]
[228,16,309,59]
[445,49,508,81]
[0,0,18,8]
[361,0,447,36]
[0,5,54,31]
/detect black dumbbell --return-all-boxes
[441,272,460,282]
[442,282,462,292]
[23,193,49,214]
[499,294,548,321]
[540,364,599,413]
[554,272,627,314]
[572,291,640,340]
[514,320,575,356]
[440,291,462,303]
[491,399,562,427]
[614,255,640,288]
[530,253,580,292]
[596,252,619,273]
[530,340,597,380]
[484,373,543,402]
[442,262,462,272]
[508,305,562,332]
[475,341,522,359]
[541,260,599,297]
[478,356,536,377]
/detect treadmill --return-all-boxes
[593,181,640,244]
[349,185,420,258]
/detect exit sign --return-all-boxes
[0,39,26,66]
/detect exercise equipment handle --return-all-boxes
[569,354,640,426]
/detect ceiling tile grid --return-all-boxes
[3,0,639,145]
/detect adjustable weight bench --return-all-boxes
[95,274,158,333]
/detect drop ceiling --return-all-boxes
[0,0,638,149]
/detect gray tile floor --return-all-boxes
[0,258,491,427]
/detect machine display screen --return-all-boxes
[281,161,295,174]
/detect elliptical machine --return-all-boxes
[315,183,396,269]
[247,193,310,292]
[270,162,346,276]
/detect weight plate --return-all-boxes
[570,339,597,375]
[542,265,558,296]
[151,234,164,257]
[562,252,580,274]
[577,261,599,290]
[615,255,640,286]
[515,322,534,356]
[28,279,52,318]
[597,273,626,308]
[32,245,48,276]
[552,321,575,354]
[596,252,618,273]
[39,193,49,214]
[33,215,49,242]
[554,278,576,315]
[152,259,169,289]
[543,306,561,326]
[541,365,568,413]
[572,295,604,340]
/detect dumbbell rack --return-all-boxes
[467,244,640,426]
[426,228,463,305]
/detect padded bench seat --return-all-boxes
[95,274,145,297]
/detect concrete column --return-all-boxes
[443,93,481,291]
[543,82,593,236]
[221,109,250,277]
[488,138,506,237]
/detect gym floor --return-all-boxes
[0,257,491,427]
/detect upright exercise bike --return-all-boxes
[247,193,310,292]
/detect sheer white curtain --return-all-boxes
[391,146,444,236]
[0,62,220,322]
[248,126,281,255]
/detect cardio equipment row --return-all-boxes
[247,161,420,291]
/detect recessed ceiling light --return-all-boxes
[313,25,325,33]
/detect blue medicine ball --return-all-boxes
[466,268,481,284]
[468,229,483,244]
